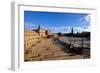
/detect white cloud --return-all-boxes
[24,22,37,30]
[47,26,71,33]
[78,14,90,26]
[24,22,90,33]
[84,15,90,23]
[47,26,90,33]
[25,22,33,25]
[74,26,90,33]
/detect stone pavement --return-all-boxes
[25,38,83,61]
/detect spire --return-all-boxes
[38,24,41,30]
[71,27,73,34]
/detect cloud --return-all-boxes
[79,14,90,25]
[24,21,90,33]
[24,22,37,30]
[25,22,33,25]
[47,26,70,33]
[47,26,90,33]
[73,26,90,33]
[84,15,90,23]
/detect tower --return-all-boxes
[38,25,41,30]
[71,27,73,34]
[37,25,45,37]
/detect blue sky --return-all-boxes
[24,11,90,33]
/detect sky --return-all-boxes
[24,11,90,33]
